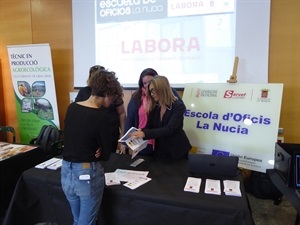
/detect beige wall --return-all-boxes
[0,0,299,143]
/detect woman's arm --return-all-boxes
[133,101,186,139]
[116,103,127,154]
[116,104,126,137]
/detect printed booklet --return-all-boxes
[118,127,147,158]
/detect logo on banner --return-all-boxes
[261,89,269,98]
[223,90,246,99]
[167,0,234,17]
[212,149,230,156]
[257,89,271,102]
[195,89,218,98]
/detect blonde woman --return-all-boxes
[131,75,191,160]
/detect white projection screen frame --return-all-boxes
[72,0,270,89]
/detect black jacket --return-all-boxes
[142,100,191,160]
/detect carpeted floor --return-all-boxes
[247,193,297,225]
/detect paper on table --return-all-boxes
[115,169,149,182]
[184,177,202,193]
[0,142,37,161]
[123,176,151,190]
[223,180,242,197]
[105,172,121,186]
[47,159,62,170]
[204,179,221,195]
[35,157,61,169]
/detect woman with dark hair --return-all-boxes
[75,65,126,153]
[122,68,182,155]
[130,75,191,160]
[75,65,105,102]
[62,69,123,225]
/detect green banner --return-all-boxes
[7,44,60,143]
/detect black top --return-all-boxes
[75,86,124,152]
[63,102,111,162]
[143,100,192,160]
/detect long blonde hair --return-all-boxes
[148,75,177,110]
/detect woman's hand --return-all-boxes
[95,149,101,158]
[119,144,127,154]
[130,130,145,139]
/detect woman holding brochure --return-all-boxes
[61,68,123,225]
[123,68,182,156]
[130,75,191,160]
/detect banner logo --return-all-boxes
[257,88,271,102]
[195,89,218,98]
[224,90,246,99]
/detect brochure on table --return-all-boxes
[183,177,241,197]
[105,169,151,190]
[35,157,62,170]
[0,142,37,161]
[118,127,147,158]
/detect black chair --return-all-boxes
[0,126,16,143]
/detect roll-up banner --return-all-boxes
[183,83,283,173]
[7,43,60,143]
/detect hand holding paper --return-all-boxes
[118,127,147,159]
[130,130,145,139]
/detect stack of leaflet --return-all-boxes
[223,180,242,197]
[204,179,221,195]
[183,178,242,196]
[184,177,202,193]
[104,172,121,186]
[35,158,62,170]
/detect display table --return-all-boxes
[0,143,47,216]
[3,154,255,225]
[267,169,300,225]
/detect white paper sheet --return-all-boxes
[35,158,61,169]
[105,172,121,186]
[115,169,149,182]
[184,177,202,193]
[204,179,221,195]
[223,180,242,197]
[123,176,152,190]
